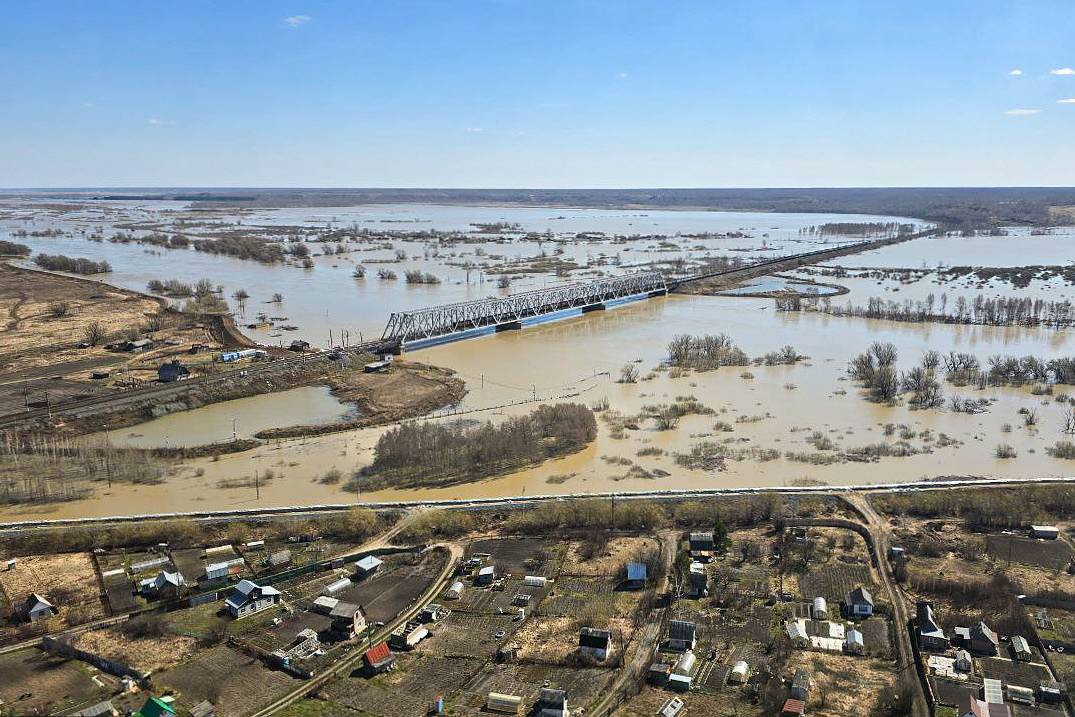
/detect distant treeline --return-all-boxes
[33,253,111,274]
[801,222,915,237]
[0,240,30,256]
[81,186,1075,229]
[818,293,1075,329]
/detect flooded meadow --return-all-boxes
[2,198,1074,519]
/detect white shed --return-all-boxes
[812,596,828,620]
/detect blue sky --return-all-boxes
[2,1,1074,188]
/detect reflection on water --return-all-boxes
[103,386,355,449]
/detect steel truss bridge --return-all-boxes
[382,271,667,345]
[380,239,898,349]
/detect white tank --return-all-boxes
[812,596,828,619]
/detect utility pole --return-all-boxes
[255,469,260,500]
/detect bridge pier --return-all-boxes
[581,303,606,313]
[495,321,523,332]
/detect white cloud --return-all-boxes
[1008,68,1023,76]
[82,101,94,108]
[284,15,311,28]
[1059,98,1075,104]
[1050,67,1075,75]
[1004,108,1041,115]
[147,118,175,125]
[464,127,483,133]
[616,72,629,79]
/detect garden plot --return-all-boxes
[612,686,749,717]
[562,536,660,577]
[785,651,897,717]
[377,654,483,705]
[455,662,616,714]
[0,552,105,622]
[857,616,893,658]
[452,576,544,615]
[539,576,617,616]
[71,626,198,673]
[513,614,636,665]
[422,611,519,659]
[335,552,444,624]
[797,563,874,604]
[978,656,1052,690]
[986,535,1073,570]
[0,648,109,716]
[715,562,772,600]
[156,643,302,716]
[322,678,428,717]
[468,537,561,576]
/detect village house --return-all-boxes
[156,360,190,383]
[535,687,569,717]
[354,555,383,579]
[578,627,613,662]
[475,565,496,586]
[24,593,56,622]
[958,621,998,656]
[666,620,697,652]
[965,697,1012,717]
[689,531,716,557]
[1011,635,1033,661]
[846,586,874,618]
[329,601,366,640]
[363,642,395,674]
[225,579,281,618]
[688,562,708,597]
[139,570,185,600]
[132,696,177,717]
[917,602,950,652]
[389,621,429,651]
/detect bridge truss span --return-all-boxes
[382,271,667,345]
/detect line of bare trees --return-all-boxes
[820,292,1075,329]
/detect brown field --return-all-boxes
[0,552,105,623]
[786,651,897,717]
[156,643,302,716]
[72,626,199,673]
[562,536,659,577]
[0,262,165,374]
[985,534,1073,570]
[467,536,561,576]
[0,648,109,716]
[612,685,755,717]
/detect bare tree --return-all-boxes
[619,364,640,384]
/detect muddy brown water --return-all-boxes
[2,202,1074,521]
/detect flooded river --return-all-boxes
[2,199,1074,520]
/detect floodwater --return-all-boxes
[103,386,355,449]
[2,199,1075,521]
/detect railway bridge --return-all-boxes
[382,238,897,349]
